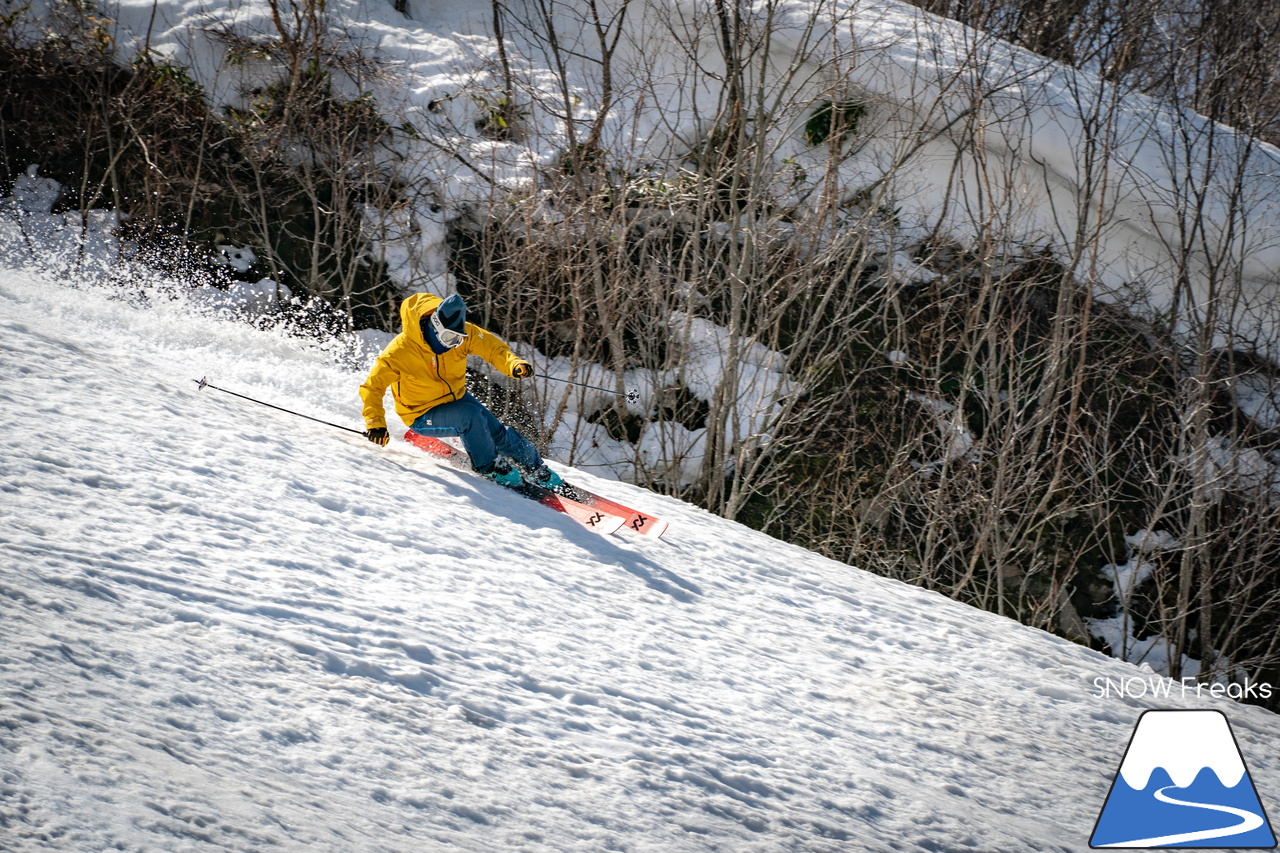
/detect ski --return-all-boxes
[402,431,626,536]
[403,432,668,538]
[403,431,667,537]
[557,485,669,539]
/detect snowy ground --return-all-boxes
[2,267,1278,852]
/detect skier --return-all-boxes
[360,292,562,490]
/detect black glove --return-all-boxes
[365,427,390,447]
[512,361,534,379]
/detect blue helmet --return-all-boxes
[435,293,467,334]
[422,292,469,351]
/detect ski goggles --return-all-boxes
[430,310,468,348]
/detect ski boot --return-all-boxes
[528,464,564,491]
[479,458,522,488]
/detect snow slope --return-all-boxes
[2,267,1279,852]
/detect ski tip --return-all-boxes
[590,512,627,536]
[628,516,668,538]
[548,496,627,535]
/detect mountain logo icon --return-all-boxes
[1091,709,1276,848]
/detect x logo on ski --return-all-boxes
[586,512,608,527]
[629,514,649,531]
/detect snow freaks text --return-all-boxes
[1092,677,1275,702]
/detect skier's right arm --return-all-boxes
[360,355,398,437]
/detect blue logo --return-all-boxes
[1091,710,1276,848]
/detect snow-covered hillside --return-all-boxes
[10,0,1280,499]
[2,267,1278,851]
[64,0,1280,349]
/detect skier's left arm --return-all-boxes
[466,324,532,378]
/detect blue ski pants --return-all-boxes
[409,393,542,472]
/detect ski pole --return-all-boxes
[536,373,640,404]
[193,377,367,435]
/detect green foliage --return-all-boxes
[221,37,279,68]
[0,3,31,32]
[803,99,866,147]
[472,89,525,140]
[132,52,205,103]
[780,155,808,186]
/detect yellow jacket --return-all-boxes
[360,293,525,429]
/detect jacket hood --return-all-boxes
[399,292,444,346]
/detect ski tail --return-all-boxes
[403,430,466,464]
